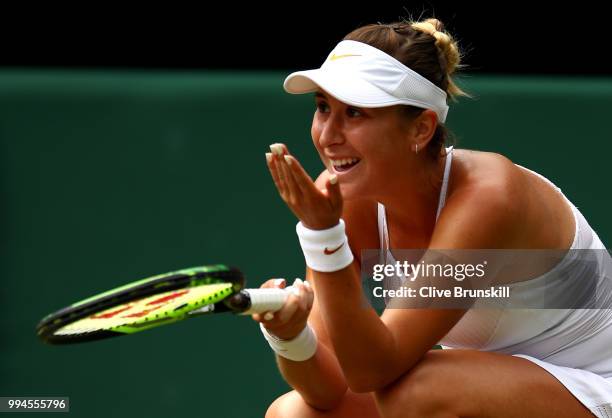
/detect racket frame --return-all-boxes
[36,265,244,344]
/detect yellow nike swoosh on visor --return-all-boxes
[329,53,362,61]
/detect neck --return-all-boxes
[375,151,447,235]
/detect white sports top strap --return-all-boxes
[378,202,390,251]
[377,146,454,253]
[436,145,454,222]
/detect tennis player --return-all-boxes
[253,18,612,418]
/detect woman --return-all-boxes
[253,18,612,418]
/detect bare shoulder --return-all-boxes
[450,149,522,197]
[439,147,574,250]
[314,170,379,263]
[432,149,526,249]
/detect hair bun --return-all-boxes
[414,18,444,36]
[411,18,466,100]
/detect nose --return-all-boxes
[316,112,345,148]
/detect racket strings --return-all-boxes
[54,283,234,336]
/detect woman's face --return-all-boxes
[311,90,414,201]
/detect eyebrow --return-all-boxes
[314,92,368,112]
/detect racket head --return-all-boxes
[36,265,244,345]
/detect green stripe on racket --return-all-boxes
[36,265,294,345]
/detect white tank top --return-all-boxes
[377,147,612,377]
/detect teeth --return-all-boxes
[330,157,360,167]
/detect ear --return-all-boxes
[411,109,438,149]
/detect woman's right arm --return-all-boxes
[254,169,359,410]
[271,270,348,410]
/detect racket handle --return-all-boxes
[231,286,294,315]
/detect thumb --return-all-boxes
[261,278,287,289]
[326,174,342,208]
[273,278,287,289]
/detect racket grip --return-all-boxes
[236,286,294,315]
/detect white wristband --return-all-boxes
[296,219,354,272]
[259,323,318,362]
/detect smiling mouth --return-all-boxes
[330,158,361,173]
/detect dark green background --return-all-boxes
[1,70,611,417]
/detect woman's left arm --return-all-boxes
[267,143,519,393]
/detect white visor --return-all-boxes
[284,40,449,123]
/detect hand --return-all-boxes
[266,143,343,230]
[251,277,314,340]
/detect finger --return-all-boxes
[304,280,314,310]
[326,174,343,209]
[277,291,300,323]
[270,143,285,164]
[254,310,275,323]
[261,278,286,289]
[256,279,287,324]
[278,143,291,155]
[270,144,288,197]
[278,151,301,204]
[283,155,320,196]
[275,144,302,201]
[266,152,285,197]
[292,278,307,312]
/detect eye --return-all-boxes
[315,101,329,113]
[347,107,362,118]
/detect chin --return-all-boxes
[337,182,364,202]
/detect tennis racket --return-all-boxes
[36,264,293,345]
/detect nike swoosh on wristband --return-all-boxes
[329,53,362,61]
[324,242,345,255]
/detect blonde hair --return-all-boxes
[410,18,470,102]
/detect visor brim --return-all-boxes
[283,69,406,108]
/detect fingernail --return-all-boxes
[294,278,303,287]
[270,143,283,156]
[292,286,301,297]
[274,278,285,287]
[284,155,292,165]
[330,174,338,185]
[304,280,311,288]
[264,312,274,321]
[266,152,272,163]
